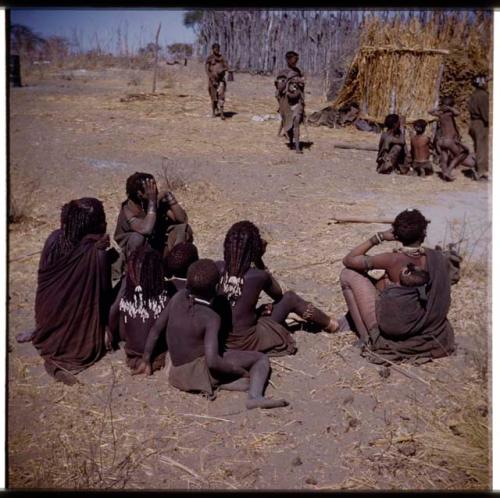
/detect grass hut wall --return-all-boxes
[332,45,449,124]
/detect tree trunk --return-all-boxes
[152,22,162,94]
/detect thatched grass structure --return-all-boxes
[324,14,492,128]
[333,45,448,123]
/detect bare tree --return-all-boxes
[152,23,162,93]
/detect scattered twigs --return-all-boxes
[271,360,315,379]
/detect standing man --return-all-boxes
[275,51,306,154]
[468,74,490,181]
[205,43,229,120]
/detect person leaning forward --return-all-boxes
[114,172,193,264]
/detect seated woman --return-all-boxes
[338,209,455,363]
[217,221,338,357]
[108,246,169,372]
[31,198,116,385]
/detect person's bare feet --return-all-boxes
[54,369,78,386]
[246,397,289,410]
[324,318,339,334]
[16,329,36,343]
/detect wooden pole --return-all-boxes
[330,215,394,224]
[152,22,162,94]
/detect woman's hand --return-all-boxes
[380,228,396,242]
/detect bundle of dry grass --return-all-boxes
[330,12,492,127]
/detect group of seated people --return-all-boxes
[376,96,478,181]
[18,172,457,410]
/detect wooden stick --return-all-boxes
[281,257,343,272]
[271,360,315,379]
[9,249,42,263]
[330,215,393,224]
[334,143,379,151]
[363,349,431,387]
[179,413,234,423]
[159,455,206,482]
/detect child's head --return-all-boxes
[441,95,455,106]
[400,263,430,288]
[384,113,400,130]
[187,259,220,300]
[413,119,427,134]
[165,242,199,278]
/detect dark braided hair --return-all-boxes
[126,172,155,204]
[124,246,165,302]
[221,221,264,304]
[187,259,220,298]
[165,242,199,278]
[47,197,106,265]
[392,209,428,246]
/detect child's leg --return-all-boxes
[222,350,288,409]
[270,290,337,331]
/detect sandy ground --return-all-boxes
[7,61,491,490]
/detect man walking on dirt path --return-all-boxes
[205,43,229,120]
[468,74,490,181]
[275,50,306,154]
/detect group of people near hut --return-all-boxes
[206,44,489,180]
[376,76,489,182]
[19,171,457,410]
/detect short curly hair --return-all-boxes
[392,209,428,245]
[187,259,220,298]
[413,119,427,132]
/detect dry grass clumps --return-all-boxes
[9,171,40,224]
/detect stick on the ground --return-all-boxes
[159,455,206,482]
[271,360,315,379]
[363,349,431,386]
[331,215,394,224]
[9,249,42,263]
[281,257,343,272]
[334,143,379,151]
[179,413,234,423]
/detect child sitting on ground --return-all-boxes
[376,114,410,175]
[134,259,289,410]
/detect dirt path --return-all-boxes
[7,62,490,490]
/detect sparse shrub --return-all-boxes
[9,175,39,224]
[159,157,187,192]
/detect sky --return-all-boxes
[10,9,197,54]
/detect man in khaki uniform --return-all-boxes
[468,74,490,181]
